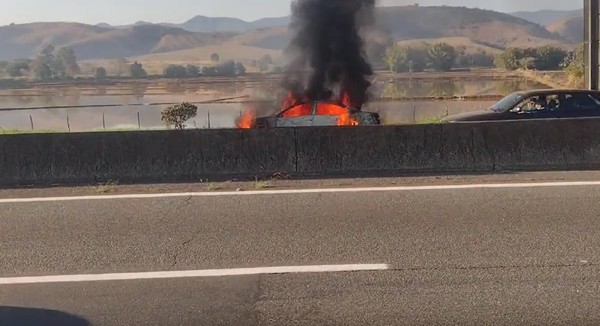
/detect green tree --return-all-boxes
[56,47,80,77]
[163,64,187,78]
[427,43,456,72]
[161,102,198,130]
[563,44,585,86]
[495,48,523,70]
[518,56,537,70]
[406,48,427,72]
[384,44,427,73]
[534,46,568,71]
[216,60,236,76]
[185,64,200,77]
[30,45,57,80]
[95,67,107,79]
[40,45,55,63]
[130,61,147,78]
[210,53,220,63]
[30,60,53,81]
[469,51,495,67]
[456,49,495,68]
[5,61,30,77]
[202,66,217,76]
[384,43,403,72]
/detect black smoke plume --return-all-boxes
[283,0,375,110]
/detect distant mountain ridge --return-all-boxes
[509,9,582,26]
[96,16,291,33]
[508,8,584,43]
[547,15,584,42]
[180,15,290,33]
[0,23,233,60]
[0,6,572,62]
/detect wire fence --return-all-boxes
[0,100,497,132]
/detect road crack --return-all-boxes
[170,227,204,268]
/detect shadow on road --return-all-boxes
[0,306,89,326]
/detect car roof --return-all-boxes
[513,89,600,96]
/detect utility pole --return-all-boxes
[585,0,600,90]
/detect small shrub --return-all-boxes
[254,180,274,189]
[205,183,223,191]
[96,180,119,193]
[161,102,198,130]
[417,114,447,125]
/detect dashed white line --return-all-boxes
[0,264,390,285]
[1,181,600,204]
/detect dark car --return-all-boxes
[443,89,600,122]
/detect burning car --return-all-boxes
[237,0,379,129]
[238,98,380,129]
[255,101,380,128]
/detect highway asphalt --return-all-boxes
[1,179,600,325]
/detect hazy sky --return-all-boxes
[0,0,583,25]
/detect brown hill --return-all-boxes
[0,23,233,60]
[377,6,565,49]
[0,6,570,62]
[211,6,568,53]
[0,22,109,60]
[547,15,583,42]
[229,26,289,50]
[63,25,232,59]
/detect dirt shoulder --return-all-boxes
[0,170,598,199]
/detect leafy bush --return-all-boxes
[130,61,147,78]
[563,44,584,78]
[495,46,568,71]
[427,43,457,72]
[384,44,426,73]
[163,64,187,78]
[185,64,200,77]
[95,67,107,79]
[161,102,198,130]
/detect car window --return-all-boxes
[490,93,523,112]
[564,93,600,110]
[514,94,560,114]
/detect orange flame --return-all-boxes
[283,102,359,126]
[337,112,359,126]
[237,91,360,129]
[341,90,352,108]
[236,109,256,129]
[282,92,297,111]
[282,103,312,117]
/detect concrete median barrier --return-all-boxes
[294,123,495,174]
[2,118,600,186]
[0,129,296,185]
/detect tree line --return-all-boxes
[0,48,250,81]
[0,45,81,80]
[163,61,247,78]
[382,42,573,73]
[494,46,569,71]
[382,42,495,73]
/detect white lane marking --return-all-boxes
[0,264,389,285]
[2,181,600,204]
